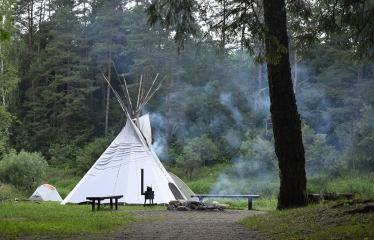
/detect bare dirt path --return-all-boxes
[106,210,266,240]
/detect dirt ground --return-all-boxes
[104,210,266,240]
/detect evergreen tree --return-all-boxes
[22,0,94,155]
[0,0,19,156]
[87,0,127,135]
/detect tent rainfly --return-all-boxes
[29,184,63,202]
[61,73,194,204]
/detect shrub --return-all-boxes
[0,150,47,190]
[48,142,80,165]
[176,147,202,180]
[239,133,276,176]
[76,136,113,174]
[0,182,26,200]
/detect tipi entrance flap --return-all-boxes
[168,183,184,200]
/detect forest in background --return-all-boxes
[0,0,373,198]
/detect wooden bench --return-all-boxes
[86,195,123,211]
[191,194,260,210]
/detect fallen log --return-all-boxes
[346,203,374,214]
[323,192,356,201]
[307,194,322,204]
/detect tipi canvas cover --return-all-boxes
[62,114,190,204]
[29,184,63,202]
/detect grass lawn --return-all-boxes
[241,200,374,239]
[0,202,162,239]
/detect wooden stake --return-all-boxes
[136,74,143,110]
[122,76,134,116]
[102,74,129,116]
[142,73,159,104]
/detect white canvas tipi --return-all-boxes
[62,74,193,204]
[30,184,63,202]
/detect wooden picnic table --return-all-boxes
[86,195,123,211]
[191,194,260,210]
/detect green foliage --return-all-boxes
[48,142,81,166]
[0,106,12,157]
[0,27,10,41]
[302,124,339,174]
[0,150,47,190]
[186,134,219,166]
[21,1,96,152]
[176,145,201,180]
[175,134,219,179]
[0,6,12,42]
[351,105,374,171]
[0,202,135,238]
[239,132,276,175]
[0,46,19,107]
[76,135,114,175]
[147,0,197,51]
[0,182,27,201]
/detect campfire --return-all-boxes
[166,200,226,211]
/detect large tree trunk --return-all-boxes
[262,0,307,209]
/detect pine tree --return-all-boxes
[86,0,127,135]
[23,0,94,152]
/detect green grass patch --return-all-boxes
[253,196,277,211]
[0,202,137,238]
[241,201,374,239]
[308,173,374,197]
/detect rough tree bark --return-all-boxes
[262,0,307,209]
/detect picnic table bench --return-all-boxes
[191,194,260,210]
[86,195,123,211]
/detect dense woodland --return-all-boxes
[0,0,373,201]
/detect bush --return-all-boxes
[48,142,80,165]
[175,135,219,180]
[76,136,113,174]
[0,150,47,190]
[302,124,339,174]
[239,133,276,176]
[0,182,26,201]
